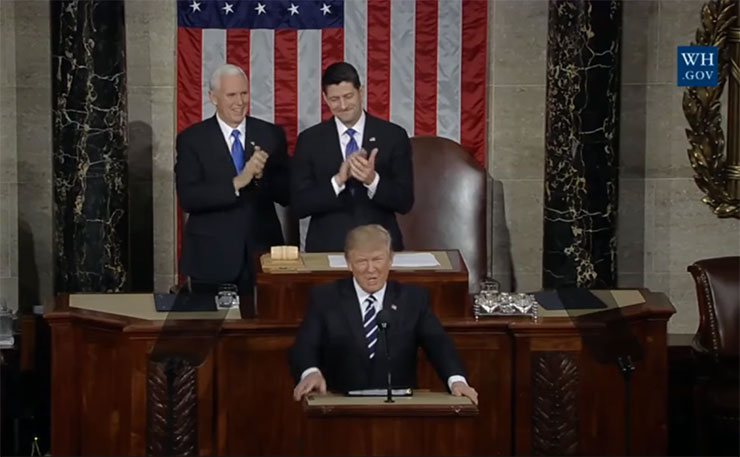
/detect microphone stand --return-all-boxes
[617,355,635,456]
[377,311,394,403]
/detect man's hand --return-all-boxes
[451,381,478,405]
[252,145,268,179]
[333,159,351,187]
[293,371,327,401]
[233,146,268,190]
[348,148,378,185]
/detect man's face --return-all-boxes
[323,81,363,126]
[209,74,249,127]
[347,246,392,294]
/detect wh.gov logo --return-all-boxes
[677,46,718,86]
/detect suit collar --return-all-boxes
[361,112,379,151]
[338,278,369,361]
[214,113,246,141]
[205,116,238,176]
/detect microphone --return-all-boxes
[376,309,393,403]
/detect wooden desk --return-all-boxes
[44,289,674,456]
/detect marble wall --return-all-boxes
[620,0,740,333]
[52,0,129,293]
[488,1,549,293]
[0,1,53,312]
[125,0,177,293]
[0,1,18,311]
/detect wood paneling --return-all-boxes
[45,288,674,456]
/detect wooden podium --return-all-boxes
[302,392,478,456]
[44,250,675,456]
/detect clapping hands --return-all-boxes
[334,148,378,186]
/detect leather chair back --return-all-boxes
[688,256,740,359]
[398,136,487,292]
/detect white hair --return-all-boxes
[209,64,248,92]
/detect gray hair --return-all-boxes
[209,64,248,92]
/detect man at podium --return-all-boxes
[290,225,478,405]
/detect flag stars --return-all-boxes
[189,0,201,12]
[255,2,266,15]
[288,3,299,15]
[320,3,332,15]
[222,2,234,14]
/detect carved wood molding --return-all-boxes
[531,352,580,456]
[684,0,739,218]
[147,356,198,456]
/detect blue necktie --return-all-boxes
[231,129,245,173]
[345,128,359,158]
[363,295,378,359]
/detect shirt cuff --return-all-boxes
[364,172,380,199]
[301,367,321,381]
[331,176,345,196]
[447,375,468,391]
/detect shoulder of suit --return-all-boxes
[296,118,334,139]
[247,115,279,131]
[390,281,427,301]
[365,114,409,139]
[177,117,216,141]
[310,279,345,301]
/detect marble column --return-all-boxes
[52,0,129,292]
[542,0,621,289]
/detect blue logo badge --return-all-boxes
[677,46,718,87]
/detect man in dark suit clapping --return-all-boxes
[291,62,414,252]
[290,225,478,405]
[175,64,290,293]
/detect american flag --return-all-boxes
[176,0,488,265]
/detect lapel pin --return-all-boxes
[391,304,397,311]
[369,137,376,142]
[250,141,255,146]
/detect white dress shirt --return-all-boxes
[300,279,468,390]
[215,113,246,152]
[217,114,247,196]
[330,111,381,198]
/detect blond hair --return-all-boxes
[344,224,393,257]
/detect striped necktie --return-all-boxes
[363,294,378,359]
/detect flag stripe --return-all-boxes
[460,0,488,165]
[389,0,415,135]
[201,29,226,120]
[226,29,250,86]
[176,26,203,281]
[344,0,367,97]
[321,28,344,120]
[274,30,298,154]
[177,27,203,134]
[414,0,438,136]
[436,0,461,142]
[250,29,274,123]
[366,0,391,120]
[298,29,321,134]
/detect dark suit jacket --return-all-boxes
[289,279,465,393]
[175,115,290,283]
[291,114,414,252]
